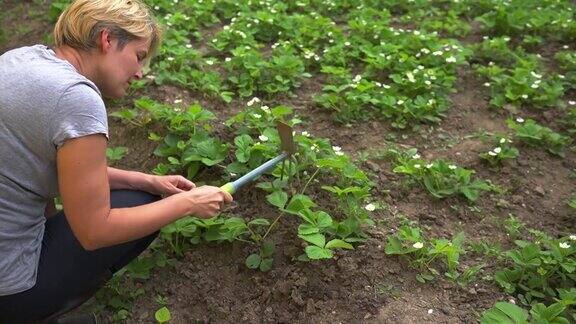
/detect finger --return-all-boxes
[176,176,196,190]
[162,183,185,196]
[220,189,233,203]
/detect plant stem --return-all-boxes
[261,210,286,241]
[262,167,320,241]
[301,168,320,195]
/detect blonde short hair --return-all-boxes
[54,0,162,58]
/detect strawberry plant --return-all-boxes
[474,0,576,41]
[507,118,571,157]
[481,292,576,324]
[106,146,129,162]
[224,46,309,97]
[479,136,519,166]
[555,50,576,90]
[388,148,494,202]
[385,224,483,285]
[494,235,576,306]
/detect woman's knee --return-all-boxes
[109,189,160,209]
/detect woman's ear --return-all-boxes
[98,29,113,54]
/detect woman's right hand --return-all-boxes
[180,185,233,218]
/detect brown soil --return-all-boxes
[2,2,575,323]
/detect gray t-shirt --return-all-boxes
[0,45,108,295]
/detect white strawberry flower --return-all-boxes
[521,94,528,99]
[174,99,182,104]
[414,164,421,169]
[488,151,497,156]
[412,154,420,159]
[252,113,261,119]
[569,235,576,241]
[559,242,571,249]
[493,147,502,154]
[449,165,457,170]
[569,101,576,106]
[516,117,525,123]
[301,131,310,137]
[206,60,214,65]
[426,163,433,168]
[167,57,175,61]
[259,135,269,141]
[332,146,341,152]
[500,138,506,144]
[445,56,457,63]
[530,71,542,79]
[364,203,376,211]
[413,242,423,249]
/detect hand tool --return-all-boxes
[220,121,297,194]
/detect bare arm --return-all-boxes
[57,134,232,251]
[107,167,150,190]
[107,167,196,196]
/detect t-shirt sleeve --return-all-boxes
[50,82,109,149]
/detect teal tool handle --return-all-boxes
[221,152,287,194]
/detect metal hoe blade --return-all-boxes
[276,121,297,155]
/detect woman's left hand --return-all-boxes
[144,174,196,196]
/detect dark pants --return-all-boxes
[0,190,160,323]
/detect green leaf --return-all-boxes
[261,242,275,258]
[234,134,253,163]
[155,306,172,323]
[248,218,270,227]
[285,194,316,214]
[530,302,567,323]
[316,211,333,228]
[245,254,261,269]
[385,236,408,255]
[298,233,325,247]
[271,105,293,118]
[325,239,354,250]
[106,146,129,161]
[187,163,201,179]
[298,223,319,235]
[259,258,273,272]
[266,191,288,209]
[305,246,333,259]
[480,302,529,324]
